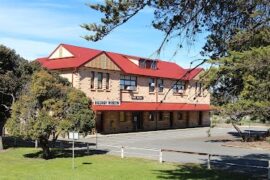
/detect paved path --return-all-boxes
[78,126,269,178]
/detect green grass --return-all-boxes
[0,148,251,180]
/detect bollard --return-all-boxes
[268,160,270,180]
[159,149,163,163]
[35,140,38,148]
[87,143,90,154]
[121,146,124,158]
[207,154,211,170]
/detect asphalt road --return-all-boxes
[79,126,270,178]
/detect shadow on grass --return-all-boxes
[154,164,252,180]
[23,149,108,159]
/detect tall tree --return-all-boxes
[7,70,95,159]
[0,45,37,150]
[82,0,269,58]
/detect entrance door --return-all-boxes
[132,112,143,131]
[198,111,203,126]
[96,113,104,133]
[169,112,174,128]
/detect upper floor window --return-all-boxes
[196,82,203,96]
[120,75,137,91]
[173,81,185,94]
[105,73,110,90]
[90,71,95,89]
[149,78,155,92]
[158,79,164,92]
[139,59,157,70]
[97,72,103,89]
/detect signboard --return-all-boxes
[94,100,120,105]
[69,132,79,140]
[131,96,144,100]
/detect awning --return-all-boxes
[92,102,211,111]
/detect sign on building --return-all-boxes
[94,100,121,105]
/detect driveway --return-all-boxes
[80,126,270,178]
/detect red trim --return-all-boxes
[92,102,211,111]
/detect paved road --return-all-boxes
[79,126,270,178]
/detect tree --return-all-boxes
[7,70,95,159]
[0,45,38,150]
[82,0,269,58]
[203,28,270,140]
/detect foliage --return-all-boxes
[6,70,95,158]
[0,44,39,150]
[82,0,269,58]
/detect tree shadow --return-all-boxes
[3,136,35,149]
[154,164,251,180]
[205,153,269,179]
[228,129,268,138]
[205,139,235,143]
[24,148,108,159]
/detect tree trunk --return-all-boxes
[0,123,3,151]
[232,122,246,141]
[39,137,51,159]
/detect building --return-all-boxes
[37,44,211,134]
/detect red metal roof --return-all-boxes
[92,102,211,111]
[37,44,203,80]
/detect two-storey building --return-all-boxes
[38,44,211,134]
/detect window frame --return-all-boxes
[157,79,164,92]
[173,81,185,93]
[105,73,110,90]
[149,78,155,92]
[120,75,137,91]
[90,71,95,89]
[97,72,103,89]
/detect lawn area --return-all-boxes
[0,148,251,180]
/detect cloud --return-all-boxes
[0,37,56,60]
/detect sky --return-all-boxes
[0,0,209,68]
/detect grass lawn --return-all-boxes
[0,148,251,180]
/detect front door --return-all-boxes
[169,112,174,128]
[132,112,143,131]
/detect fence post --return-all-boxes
[121,146,124,159]
[159,149,163,163]
[207,154,211,170]
[87,143,90,154]
[268,160,270,180]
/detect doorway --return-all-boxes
[169,112,174,128]
[132,112,143,131]
[198,111,203,126]
[96,112,104,133]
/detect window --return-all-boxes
[177,112,183,120]
[149,112,155,121]
[97,72,103,89]
[139,59,157,70]
[120,75,137,90]
[158,79,164,92]
[149,78,155,92]
[120,111,126,122]
[105,73,110,90]
[90,71,95,89]
[196,82,203,96]
[159,112,163,121]
[173,81,185,93]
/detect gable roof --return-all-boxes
[37,44,203,80]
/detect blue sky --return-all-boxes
[0,0,209,68]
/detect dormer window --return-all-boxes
[139,59,157,70]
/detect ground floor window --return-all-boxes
[120,111,126,122]
[148,112,155,121]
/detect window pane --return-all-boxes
[131,76,136,80]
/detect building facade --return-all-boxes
[38,44,211,134]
